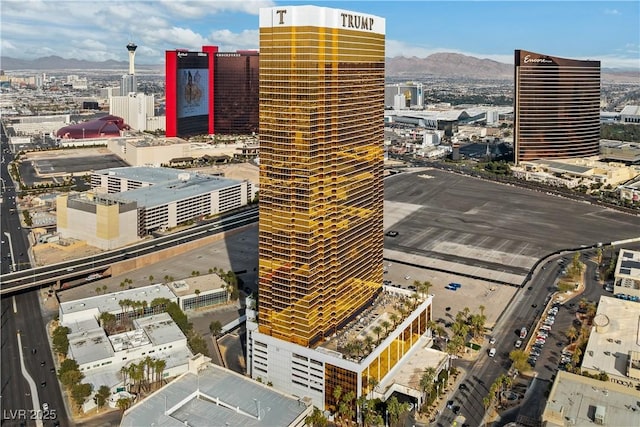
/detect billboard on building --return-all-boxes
[177,68,209,118]
[166,50,212,137]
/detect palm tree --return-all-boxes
[332,385,342,415]
[194,289,201,309]
[352,340,364,358]
[381,320,391,336]
[364,335,375,353]
[367,376,378,400]
[116,397,132,414]
[419,280,432,297]
[120,365,129,389]
[571,347,582,365]
[389,312,400,328]
[155,359,166,388]
[386,396,408,427]
[305,407,328,427]
[372,326,383,344]
[566,326,578,343]
[343,342,356,359]
[420,367,436,402]
[427,320,438,336]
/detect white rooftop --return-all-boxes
[544,371,640,427]
[109,328,151,353]
[60,284,177,321]
[581,296,640,378]
[82,346,194,392]
[121,363,311,427]
[100,173,244,209]
[68,326,114,366]
[134,313,186,346]
[615,249,640,290]
[93,166,187,184]
[620,105,640,116]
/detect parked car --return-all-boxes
[515,339,522,348]
[520,327,527,339]
[489,348,496,357]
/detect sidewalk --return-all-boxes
[414,366,468,425]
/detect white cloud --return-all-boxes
[604,9,620,15]
[209,29,260,51]
[159,0,275,18]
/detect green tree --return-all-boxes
[95,385,111,410]
[71,383,93,409]
[116,397,132,414]
[60,369,85,389]
[52,326,71,356]
[209,320,223,336]
[98,312,117,335]
[509,349,529,373]
[419,367,437,402]
[188,333,210,357]
[154,358,167,388]
[305,407,328,426]
[58,358,80,378]
[372,325,383,344]
[386,396,409,427]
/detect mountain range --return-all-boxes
[1,53,637,82]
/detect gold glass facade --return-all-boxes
[324,364,358,412]
[361,306,429,391]
[514,49,600,164]
[258,13,385,347]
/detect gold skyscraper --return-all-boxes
[258,6,386,348]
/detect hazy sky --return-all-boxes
[2,0,638,69]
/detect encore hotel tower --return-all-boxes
[257,5,385,348]
[514,49,600,164]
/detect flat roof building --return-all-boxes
[580,295,640,386]
[120,355,313,427]
[514,49,600,164]
[612,248,640,298]
[542,370,640,427]
[57,170,254,249]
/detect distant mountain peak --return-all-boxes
[386,52,513,80]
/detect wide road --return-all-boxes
[434,255,565,427]
[0,207,259,295]
[1,291,69,427]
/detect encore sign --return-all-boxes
[275,9,375,31]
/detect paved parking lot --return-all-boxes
[383,169,640,282]
[18,148,128,186]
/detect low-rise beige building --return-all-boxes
[511,157,640,189]
[542,370,640,427]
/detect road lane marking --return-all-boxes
[16,332,43,427]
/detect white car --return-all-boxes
[489,337,496,345]
[489,348,496,357]
[42,403,49,411]
[515,339,522,348]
